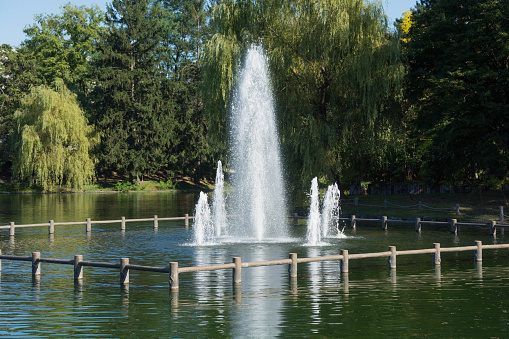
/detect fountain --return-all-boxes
[305,177,322,246]
[193,192,213,245]
[305,178,346,246]
[193,45,288,243]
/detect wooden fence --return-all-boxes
[0,241,507,290]
[1,212,508,237]
[0,214,194,236]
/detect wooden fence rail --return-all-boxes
[1,241,508,291]
[1,213,508,237]
[0,214,195,236]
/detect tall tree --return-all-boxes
[91,0,177,179]
[13,79,96,190]
[406,0,509,188]
[203,0,405,190]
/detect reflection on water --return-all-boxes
[0,193,508,337]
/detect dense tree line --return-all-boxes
[0,0,507,192]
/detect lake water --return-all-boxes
[0,193,508,338]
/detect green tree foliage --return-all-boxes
[0,4,104,177]
[13,79,96,190]
[203,0,405,190]
[91,0,178,179]
[406,0,509,188]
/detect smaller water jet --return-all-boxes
[305,178,346,246]
[211,160,227,238]
[193,192,213,245]
[306,177,322,246]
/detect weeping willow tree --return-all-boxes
[13,79,97,190]
[203,0,405,192]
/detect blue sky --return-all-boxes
[0,0,418,47]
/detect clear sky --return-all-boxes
[0,0,418,47]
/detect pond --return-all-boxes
[0,193,508,338]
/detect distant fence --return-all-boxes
[0,214,195,237]
[1,210,508,238]
[0,241,507,291]
[336,199,506,220]
[349,183,509,195]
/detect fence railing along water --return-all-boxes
[0,241,508,290]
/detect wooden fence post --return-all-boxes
[233,257,242,284]
[49,220,55,234]
[74,255,83,280]
[450,219,457,234]
[490,220,497,236]
[433,243,441,265]
[381,216,388,230]
[388,246,397,270]
[169,262,179,290]
[289,253,298,278]
[32,252,41,278]
[474,240,482,262]
[121,217,126,231]
[415,217,421,232]
[351,215,356,229]
[120,258,129,285]
[153,215,158,229]
[340,249,349,273]
[86,218,91,233]
[9,222,14,237]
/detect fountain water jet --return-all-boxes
[229,45,288,241]
[193,192,213,245]
[193,45,288,244]
[306,177,322,246]
[211,160,227,238]
[322,183,342,238]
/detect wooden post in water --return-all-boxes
[120,258,129,285]
[340,249,349,273]
[9,222,14,237]
[415,217,421,232]
[474,240,482,262]
[49,220,55,234]
[169,262,179,290]
[74,255,83,280]
[121,217,126,231]
[450,219,457,234]
[433,243,441,265]
[289,253,298,278]
[489,221,497,236]
[388,246,397,270]
[153,215,158,229]
[86,218,91,233]
[351,215,356,229]
[233,257,242,284]
[185,214,189,228]
[32,252,41,278]
[381,216,388,230]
